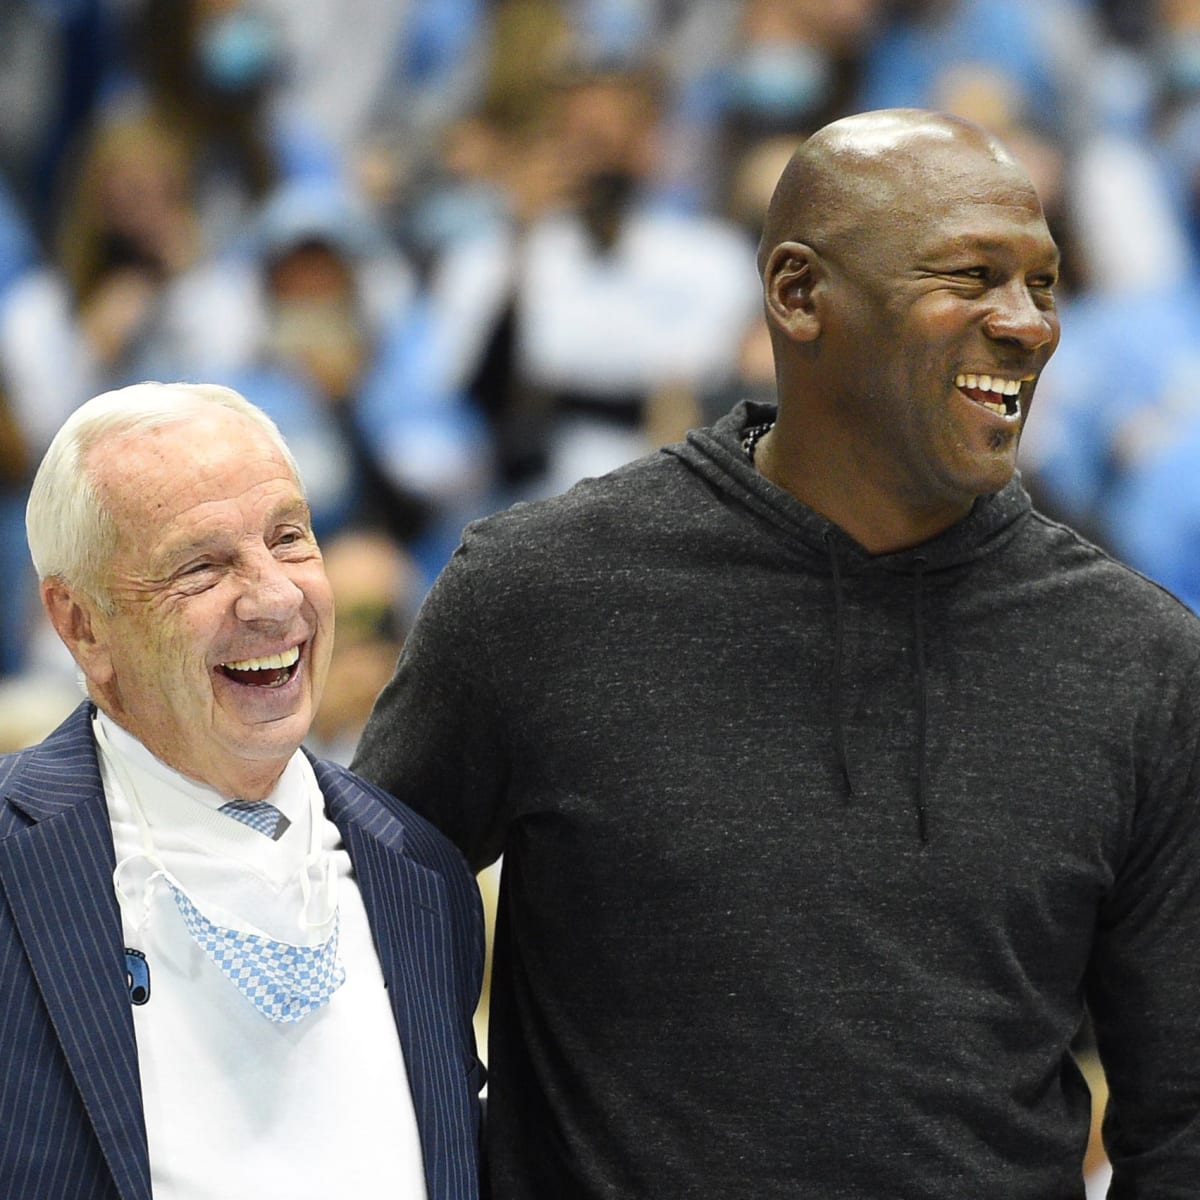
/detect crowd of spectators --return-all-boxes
[1,0,1199,736]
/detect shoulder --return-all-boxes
[309,754,476,883]
[1023,507,1200,665]
[0,744,39,834]
[0,702,97,835]
[417,439,749,641]
[459,447,699,562]
[1027,508,1197,607]
[0,740,40,785]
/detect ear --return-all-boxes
[764,241,823,343]
[41,579,114,689]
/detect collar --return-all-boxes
[93,711,314,882]
[671,399,1033,576]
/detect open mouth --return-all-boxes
[955,373,1025,419]
[217,645,301,688]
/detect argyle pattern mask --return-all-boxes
[170,884,345,1022]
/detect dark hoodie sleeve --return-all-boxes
[1087,647,1200,1195]
[351,532,510,874]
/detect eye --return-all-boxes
[953,266,992,284]
[1027,274,1058,307]
[273,525,314,555]
[171,559,222,592]
[939,266,990,290]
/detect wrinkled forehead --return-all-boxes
[88,412,297,520]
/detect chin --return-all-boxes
[955,443,1020,498]
[981,456,1020,495]
[231,713,312,762]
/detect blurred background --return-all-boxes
[2,4,1197,1186]
[2,0,1200,735]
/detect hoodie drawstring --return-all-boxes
[911,557,930,844]
[824,532,931,843]
[823,530,854,799]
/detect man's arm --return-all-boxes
[1088,653,1200,1195]
[352,539,510,872]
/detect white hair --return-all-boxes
[26,381,303,609]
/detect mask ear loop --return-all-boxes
[98,717,171,933]
[113,853,170,933]
[99,714,339,940]
[297,768,338,934]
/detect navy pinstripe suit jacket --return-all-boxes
[0,703,485,1200]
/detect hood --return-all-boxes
[666,399,1036,843]
[669,398,1033,578]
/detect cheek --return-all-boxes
[153,610,223,691]
[300,569,336,629]
[157,638,211,704]
[1046,315,1063,356]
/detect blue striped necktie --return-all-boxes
[218,800,290,841]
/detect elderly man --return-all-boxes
[0,382,483,1199]
[354,110,1200,1197]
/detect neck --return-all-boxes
[94,703,290,802]
[754,420,974,554]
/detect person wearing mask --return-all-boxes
[0,381,483,1199]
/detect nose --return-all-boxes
[983,281,1058,351]
[234,548,304,624]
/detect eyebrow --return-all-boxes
[269,498,314,527]
[934,233,1061,266]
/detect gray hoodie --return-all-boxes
[354,400,1200,1199]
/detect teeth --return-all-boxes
[221,646,300,672]
[955,373,1024,398]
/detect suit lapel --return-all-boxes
[316,761,476,1200]
[0,704,150,1200]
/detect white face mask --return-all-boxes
[102,719,345,1023]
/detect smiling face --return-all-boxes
[70,407,334,798]
[818,141,1060,507]
[761,112,1061,546]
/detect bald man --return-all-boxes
[354,110,1200,1198]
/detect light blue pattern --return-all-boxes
[170,886,345,1023]
[218,799,289,840]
